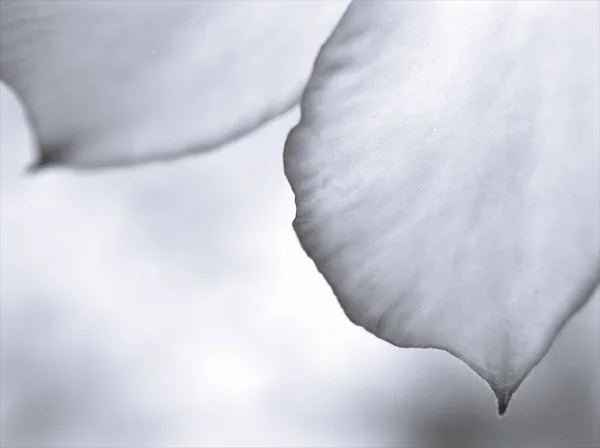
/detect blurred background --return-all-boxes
[1,83,598,447]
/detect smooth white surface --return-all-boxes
[0,0,348,168]
[285,1,600,406]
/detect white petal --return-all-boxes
[284,0,600,412]
[0,0,348,169]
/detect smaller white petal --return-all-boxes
[0,0,349,169]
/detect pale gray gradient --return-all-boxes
[1,85,598,447]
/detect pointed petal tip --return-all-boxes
[24,151,55,175]
[25,157,46,174]
[25,146,63,174]
[494,389,513,417]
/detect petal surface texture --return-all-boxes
[0,0,348,168]
[285,0,600,410]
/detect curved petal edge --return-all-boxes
[0,0,349,169]
[284,0,600,413]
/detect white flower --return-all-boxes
[1,0,598,414]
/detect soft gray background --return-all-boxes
[1,83,599,447]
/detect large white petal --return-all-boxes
[284,0,600,413]
[0,0,348,169]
